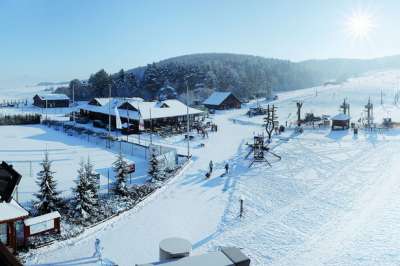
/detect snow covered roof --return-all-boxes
[128,99,203,120]
[81,98,204,120]
[36,93,70,101]
[331,113,350,121]
[0,199,28,222]
[203,91,234,106]
[24,211,60,226]
[89,97,144,107]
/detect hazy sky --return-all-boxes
[1,0,400,88]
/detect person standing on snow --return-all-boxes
[93,238,103,261]
[224,162,229,175]
[209,160,213,174]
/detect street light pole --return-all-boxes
[72,83,75,124]
[185,79,190,158]
[108,84,111,148]
[45,99,48,121]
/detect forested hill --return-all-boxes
[55,53,400,101]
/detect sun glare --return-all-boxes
[345,11,376,40]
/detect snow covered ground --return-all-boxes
[0,84,64,101]
[0,125,148,205]
[237,70,400,127]
[6,70,400,265]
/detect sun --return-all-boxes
[345,11,376,40]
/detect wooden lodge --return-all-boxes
[79,97,205,133]
[33,94,70,108]
[331,113,350,130]
[203,91,242,110]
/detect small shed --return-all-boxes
[331,113,350,130]
[24,211,61,238]
[33,94,70,108]
[203,92,242,110]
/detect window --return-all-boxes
[16,221,24,246]
[0,223,8,245]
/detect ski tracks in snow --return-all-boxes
[203,133,394,265]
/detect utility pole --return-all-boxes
[72,83,75,124]
[186,79,190,158]
[45,99,48,122]
[149,108,153,145]
[127,108,130,142]
[108,84,111,148]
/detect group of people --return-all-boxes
[195,123,219,139]
[205,160,229,179]
[210,124,218,132]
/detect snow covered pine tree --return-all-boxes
[84,157,99,202]
[113,152,129,196]
[73,159,98,223]
[148,152,165,182]
[34,152,62,215]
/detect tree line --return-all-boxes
[55,53,321,102]
[55,53,400,103]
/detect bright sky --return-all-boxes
[1,0,400,88]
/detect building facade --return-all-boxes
[33,94,70,108]
[79,97,205,132]
[203,91,242,110]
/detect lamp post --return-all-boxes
[108,83,112,148]
[185,78,190,158]
[45,99,48,121]
[72,83,75,124]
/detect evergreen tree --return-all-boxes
[84,157,99,200]
[34,152,62,215]
[113,152,129,196]
[148,153,165,182]
[88,69,111,97]
[117,69,125,81]
[73,160,97,222]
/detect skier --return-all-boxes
[93,238,103,261]
[209,160,213,174]
[224,162,229,175]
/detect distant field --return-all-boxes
[0,125,149,204]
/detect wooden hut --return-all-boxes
[331,113,350,130]
[0,162,28,253]
[203,92,242,110]
[33,94,70,108]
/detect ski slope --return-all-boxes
[20,70,400,265]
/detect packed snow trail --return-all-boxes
[26,110,260,265]
[201,131,400,265]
